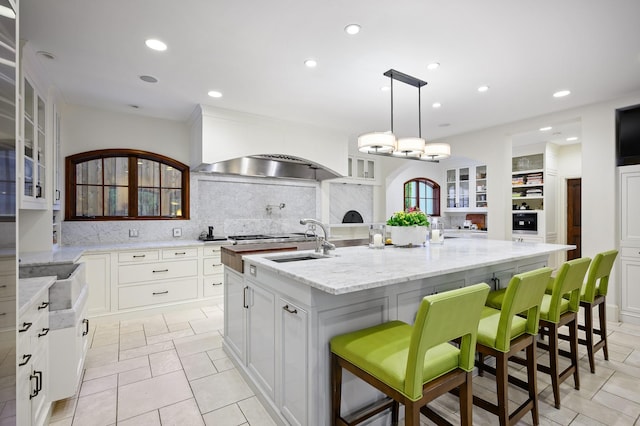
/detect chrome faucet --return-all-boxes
[299,218,335,255]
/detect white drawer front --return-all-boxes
[162,247,199,260]
[119,259,197,284]
[203,246,224,257]
[621,247,640,258]
[118,278,198,310]
[203,275,224,297]
[203,257,223,276]
[118,250,160,263]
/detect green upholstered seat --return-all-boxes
[330,283,490,426]
[331,283,490,402]
[473,267,551,426]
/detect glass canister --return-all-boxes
[369,224,386,249]
[430,222,445,244]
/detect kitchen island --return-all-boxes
[222,238,573,426]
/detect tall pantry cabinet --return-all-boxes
[619,164,640,324]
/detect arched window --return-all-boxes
[65,149,189,220]
[404,178,440,216]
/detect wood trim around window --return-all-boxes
[403,177,441,217]
[65,149,190,221]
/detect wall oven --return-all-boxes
[512,212,538,234]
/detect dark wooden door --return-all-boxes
[567,178,581,260]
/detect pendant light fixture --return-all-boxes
[358,69,451,162]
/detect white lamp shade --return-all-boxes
[394,137,425,156]
[422,143,451,160]
[358,132,396,153]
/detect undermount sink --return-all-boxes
[268,253,332,263]
[20,262,86,311]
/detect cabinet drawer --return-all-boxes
[162,247,198,260]
[203,246,224,257]
[203,258,223,276]
[118,250,159,263]
[118,278,198,310]
[0,275,16,299]
[0,300,16,328]
[621,247,640,258]
[203,275,224,297]
[119,259,197,284]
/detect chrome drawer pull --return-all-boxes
[132,254,146,258]
[283,305,298,315]
[38,301,49,310]
[152,269,169,273]
[18,354,31,367]
[152,291,169,295]
[38,328,49,337]
[19,322,32,332]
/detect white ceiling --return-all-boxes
[20,1,640,143]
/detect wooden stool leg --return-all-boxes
[405,402,420,426]
[460,371,473,426]
[569,316,580,390]
[527,340,539,425]
[331,354,342,424]
[599,299,609,361]
[496,353,509,426]
[584,304,596,374]
[391,401,399,425]
[548,324,561,409]
[477,352,485,377]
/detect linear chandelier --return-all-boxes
[358,69,451,162]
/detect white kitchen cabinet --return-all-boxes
[246,280,276,399]
[17,288,50,426]
[80,252,111,315]
[19,72,48,210]
[224,267,246,363]
[280,298,309,426]
[444,165,487,212]
[345,155,378,184]
[52,104,62,210]
[202,245,225,298]
[619,165,640,323]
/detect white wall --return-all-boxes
[556,143,582,246]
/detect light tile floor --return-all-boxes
[48,302,640,425]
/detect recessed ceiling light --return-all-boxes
[539,126,552,131]
[566,136,579,141]
[208,90,223,98]
[145,39,167,52]
[36,51,56,60]
[139,75,158,83]
[432,102,442,108]
[553,90,571,98]
[380,86,390,92]
[344,24,361,35]
[477,85,489,93]
[427,62,440,70]
[304,59,317,68]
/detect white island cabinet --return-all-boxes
[223,239,573,426]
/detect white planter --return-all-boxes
[390,226,428,247]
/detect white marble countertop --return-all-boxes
[19,239,231,266]
[243,239,573,295]
[19,276,55,316]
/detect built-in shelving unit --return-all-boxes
[512,154,544,211]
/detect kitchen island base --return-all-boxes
[223,240,571,425]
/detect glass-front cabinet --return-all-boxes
[445,166,486,211]
[20,74,48,209]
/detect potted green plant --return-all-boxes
[386,208,430,247]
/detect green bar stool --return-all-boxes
[485,258,591,409]
[330,283,490,426]
[474,267,552,426]
[566,249,618,374]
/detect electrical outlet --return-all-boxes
[129,229,139,238]
[173,228,182,237]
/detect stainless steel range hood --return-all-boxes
[192,154,342,181]
[189,105,348,181]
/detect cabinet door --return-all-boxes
[280,299,308,426]
[621,257,640,315]
[224,268,246,363]
[247,282,276,398]
[620,168,640,243]
[80,253,111,315]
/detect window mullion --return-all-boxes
[129,156,137,218]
